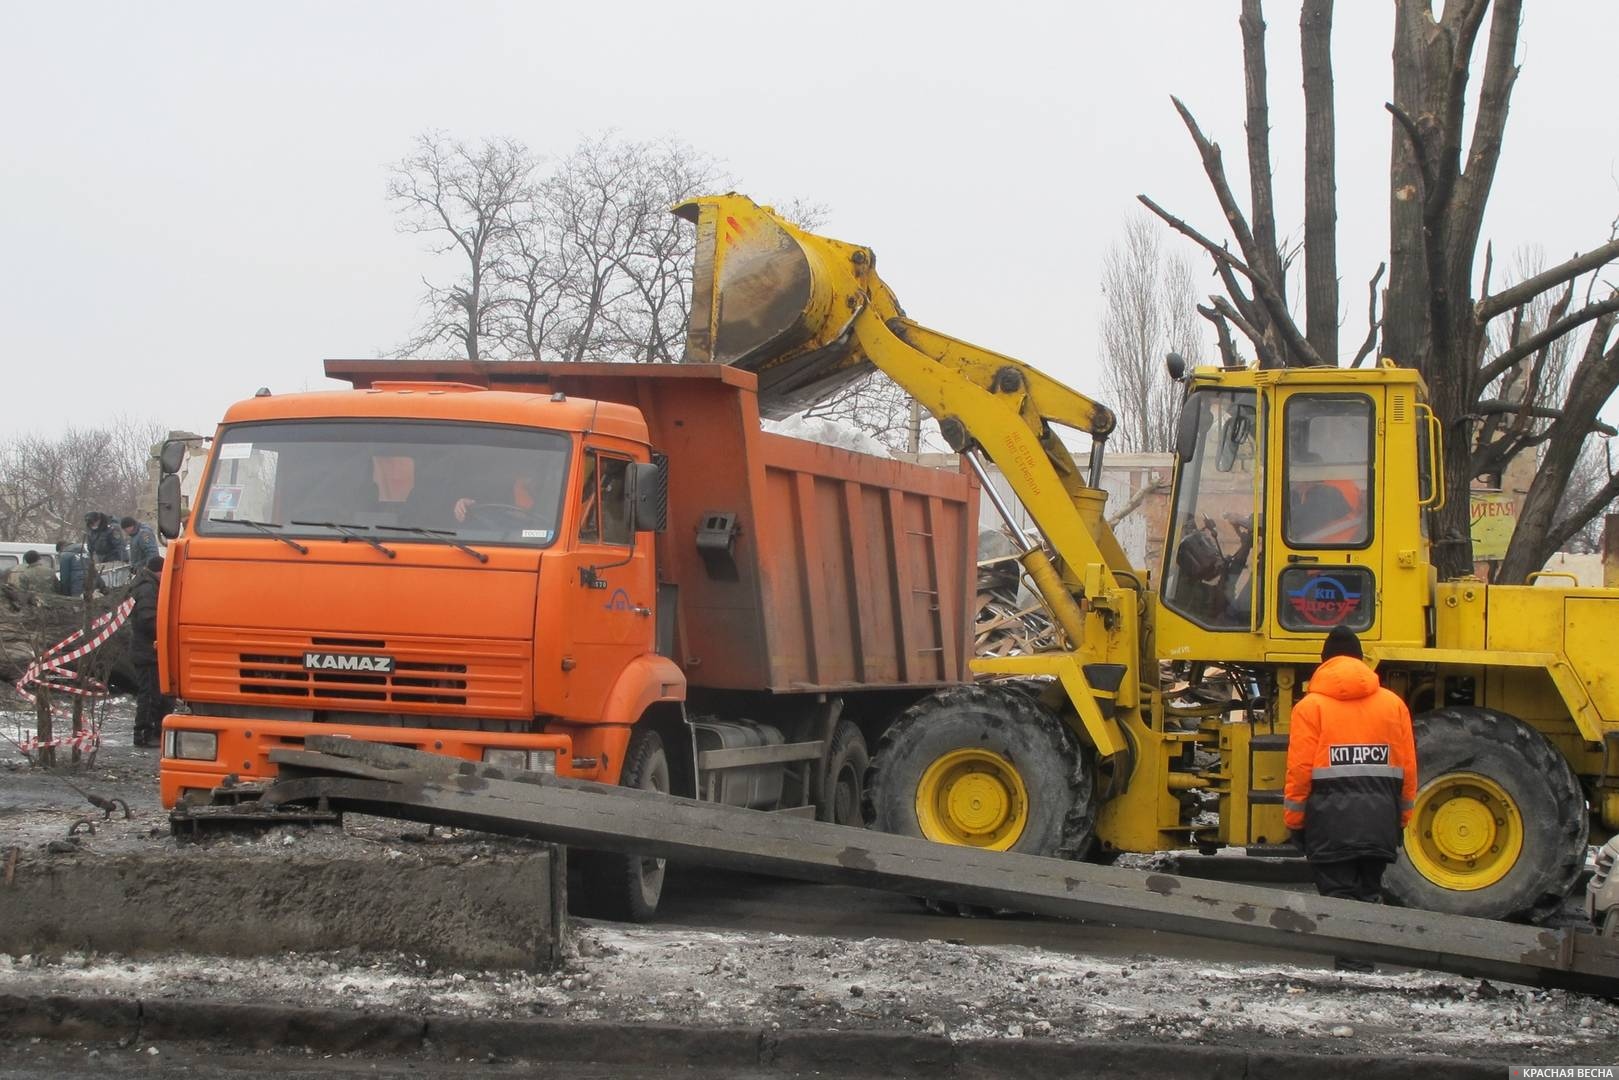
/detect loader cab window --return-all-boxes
[1163,389,1259,630]
[1283,395,1373,549]
[578,451,631,546]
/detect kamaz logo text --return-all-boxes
[302,652,395,674]
[1328,743,1390,767]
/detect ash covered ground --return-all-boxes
[0,693,1614,1064]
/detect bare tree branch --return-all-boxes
[1166,98,1323,366]
[1350,262,1386,368]
[1476,293,1619,387]
[1477,237,1619,321]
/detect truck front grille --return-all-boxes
[181,629,528,717]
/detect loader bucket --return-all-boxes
[676,194,875,417]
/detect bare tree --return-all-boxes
[489,136,727,364]
[1099,214,1205,453]
[0,418,164,542]
[389,133,534,362]
[802,373,920,453]
[1139,0,1619,582]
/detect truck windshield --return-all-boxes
[194,420,570,549]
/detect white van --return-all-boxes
[0,542,57,572]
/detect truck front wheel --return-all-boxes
[865,685,1094,860]
[1383,706,1587,923]
[575,727,670,922]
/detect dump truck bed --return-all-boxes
[325,359,978,694]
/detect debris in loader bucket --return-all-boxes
[676,195,883,416]
[253,736,1619,998]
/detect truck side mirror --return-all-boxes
[159,439,186,476]
[627,458,668,533]
[157,475,184,539]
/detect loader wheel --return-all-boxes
[818,720,869,828]
[865,685,1094,860]
[575,728,669,922]
[1384,707,1586,923]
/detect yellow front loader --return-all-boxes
[677,193,1618,923]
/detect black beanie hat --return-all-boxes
[1322,625,1363,661]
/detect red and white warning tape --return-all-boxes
[12,597,135,703]
[15,728,102,754]
[11,597,137,754]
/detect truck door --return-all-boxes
[1267,389,1383,647]
[554,448,656,718]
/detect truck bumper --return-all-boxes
[158,713,575,809]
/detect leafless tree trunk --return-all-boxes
[1300,0,1339,365]
[389,133,534,362]
[1099,214,1204,452]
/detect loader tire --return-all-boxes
[818,720,870,828]
[574,727,670,923]
[1383,706,1587,924]
[864,684,1095,861]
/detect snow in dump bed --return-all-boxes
[764,413,891,457]
[0,924,1612,1061]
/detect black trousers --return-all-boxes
[133,661,171,743]
[1310,857,1388,902]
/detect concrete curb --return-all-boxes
[0,992,1501,1078]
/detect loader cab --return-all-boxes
[1156,365,1435,662]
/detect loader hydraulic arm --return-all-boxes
[676,194,1139,654]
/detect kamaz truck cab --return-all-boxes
[156,379,674,808]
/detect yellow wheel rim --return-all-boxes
[1405,772,1523,891]
[915,748,1029,850]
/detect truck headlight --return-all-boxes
[163,730,219,761]
[482,748,527,770]
[481,748,555,774]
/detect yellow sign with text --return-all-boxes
[1470,491,1517,560]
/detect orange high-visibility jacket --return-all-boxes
[1284,655,1418,861]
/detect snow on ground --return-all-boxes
[0,923,1613,1061]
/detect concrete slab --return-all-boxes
[0,844,565,970]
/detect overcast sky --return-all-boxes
[3,1,1616,437]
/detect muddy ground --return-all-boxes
[1,694,1616,1065]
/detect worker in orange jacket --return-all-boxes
[1284,626,1418,909]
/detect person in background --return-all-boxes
[129,556,170,748]
[55,540,86,597]
[7,550,56,593]
[121,516,160,568]
[83,512,127,565]
[1284,626,1418,973]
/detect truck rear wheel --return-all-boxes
[865,685,1094,860]
[1383,706,1586,923]
[575,727,670,922]
[818,720,869,828]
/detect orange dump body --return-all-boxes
[159,360,976,806]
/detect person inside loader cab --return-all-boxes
[1172,512,1253,626]
[1284,627,1418,968]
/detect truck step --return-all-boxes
[696,740,823,771]
[1247,788,1285,805]
[1249,734,1290,752]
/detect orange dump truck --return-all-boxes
[154,359,976,917]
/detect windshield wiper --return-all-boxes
[227,519,308,555]
[291,520,397,559]
[376,524,490,564]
